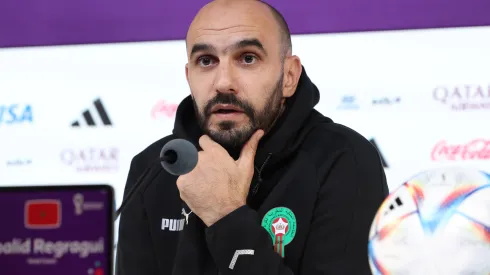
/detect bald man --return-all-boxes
[116,1,388,274]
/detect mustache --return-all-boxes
[203,93,255,118]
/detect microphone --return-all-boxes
[160,138,199,175]
[113,139,198,221]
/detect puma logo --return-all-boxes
[181,208,193,225]
[161,218,185,231]
[161,208,193,231]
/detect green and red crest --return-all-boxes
[261,207,297,258]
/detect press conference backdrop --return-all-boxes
[1,0,490,267]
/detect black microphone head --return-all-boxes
[160,139,198,176]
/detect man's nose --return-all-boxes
[214,61,237,94]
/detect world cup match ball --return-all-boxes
[368,167,490,275]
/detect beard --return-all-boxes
[193,73,284,153]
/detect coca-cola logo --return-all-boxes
[431,139,490,161]
[60,147,119,172]
[151,100,178,119]
[432,85,490,111]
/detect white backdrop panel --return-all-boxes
[1,26,490,254]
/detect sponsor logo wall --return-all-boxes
[1,26,489,199]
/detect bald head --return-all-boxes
[184,0,302,151]
[186,0,292,59]
[259,1,292,58]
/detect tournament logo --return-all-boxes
[261,207,297,258]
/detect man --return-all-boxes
[116,0,389,274]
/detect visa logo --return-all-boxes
[0,104,33,125]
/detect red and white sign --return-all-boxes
[151,100,178,119]
[431,139,490,161]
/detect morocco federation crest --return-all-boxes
[261,207,297,258]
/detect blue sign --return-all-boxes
[337,95,360,110]
[0,104,33,125]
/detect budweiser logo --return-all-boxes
[431,139,490,161]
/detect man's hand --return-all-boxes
[176,129,264,227]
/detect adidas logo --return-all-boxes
[369,138,389,168]
[71,98,112,127]
[384,196,403,216]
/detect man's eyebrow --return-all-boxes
[189,38,267,59]
[228,38,267,56]
[190,43,217,59]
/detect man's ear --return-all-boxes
[282,56,302,98]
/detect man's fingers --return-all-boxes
[199,135,226,153]
[237,129,264,170]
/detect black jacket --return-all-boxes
[116,67,389,275]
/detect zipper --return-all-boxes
[251,153,272,195]
[213,156,272,275]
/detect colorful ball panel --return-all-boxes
[368,167,490,275]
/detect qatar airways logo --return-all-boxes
[0,238,104,260]
[433,84,490,111]
[60,147,119,172]
[151,100,178,119]
[431,139,490,161]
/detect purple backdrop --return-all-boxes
[0,0,489,48]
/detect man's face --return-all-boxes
[185,1,286,151]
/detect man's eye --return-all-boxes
[242,54,257,64]
[197,56,215,67]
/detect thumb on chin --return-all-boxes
[237,129,264,170]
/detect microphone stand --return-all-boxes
[113,154,175,221]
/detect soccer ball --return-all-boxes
[368,167,490,274]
